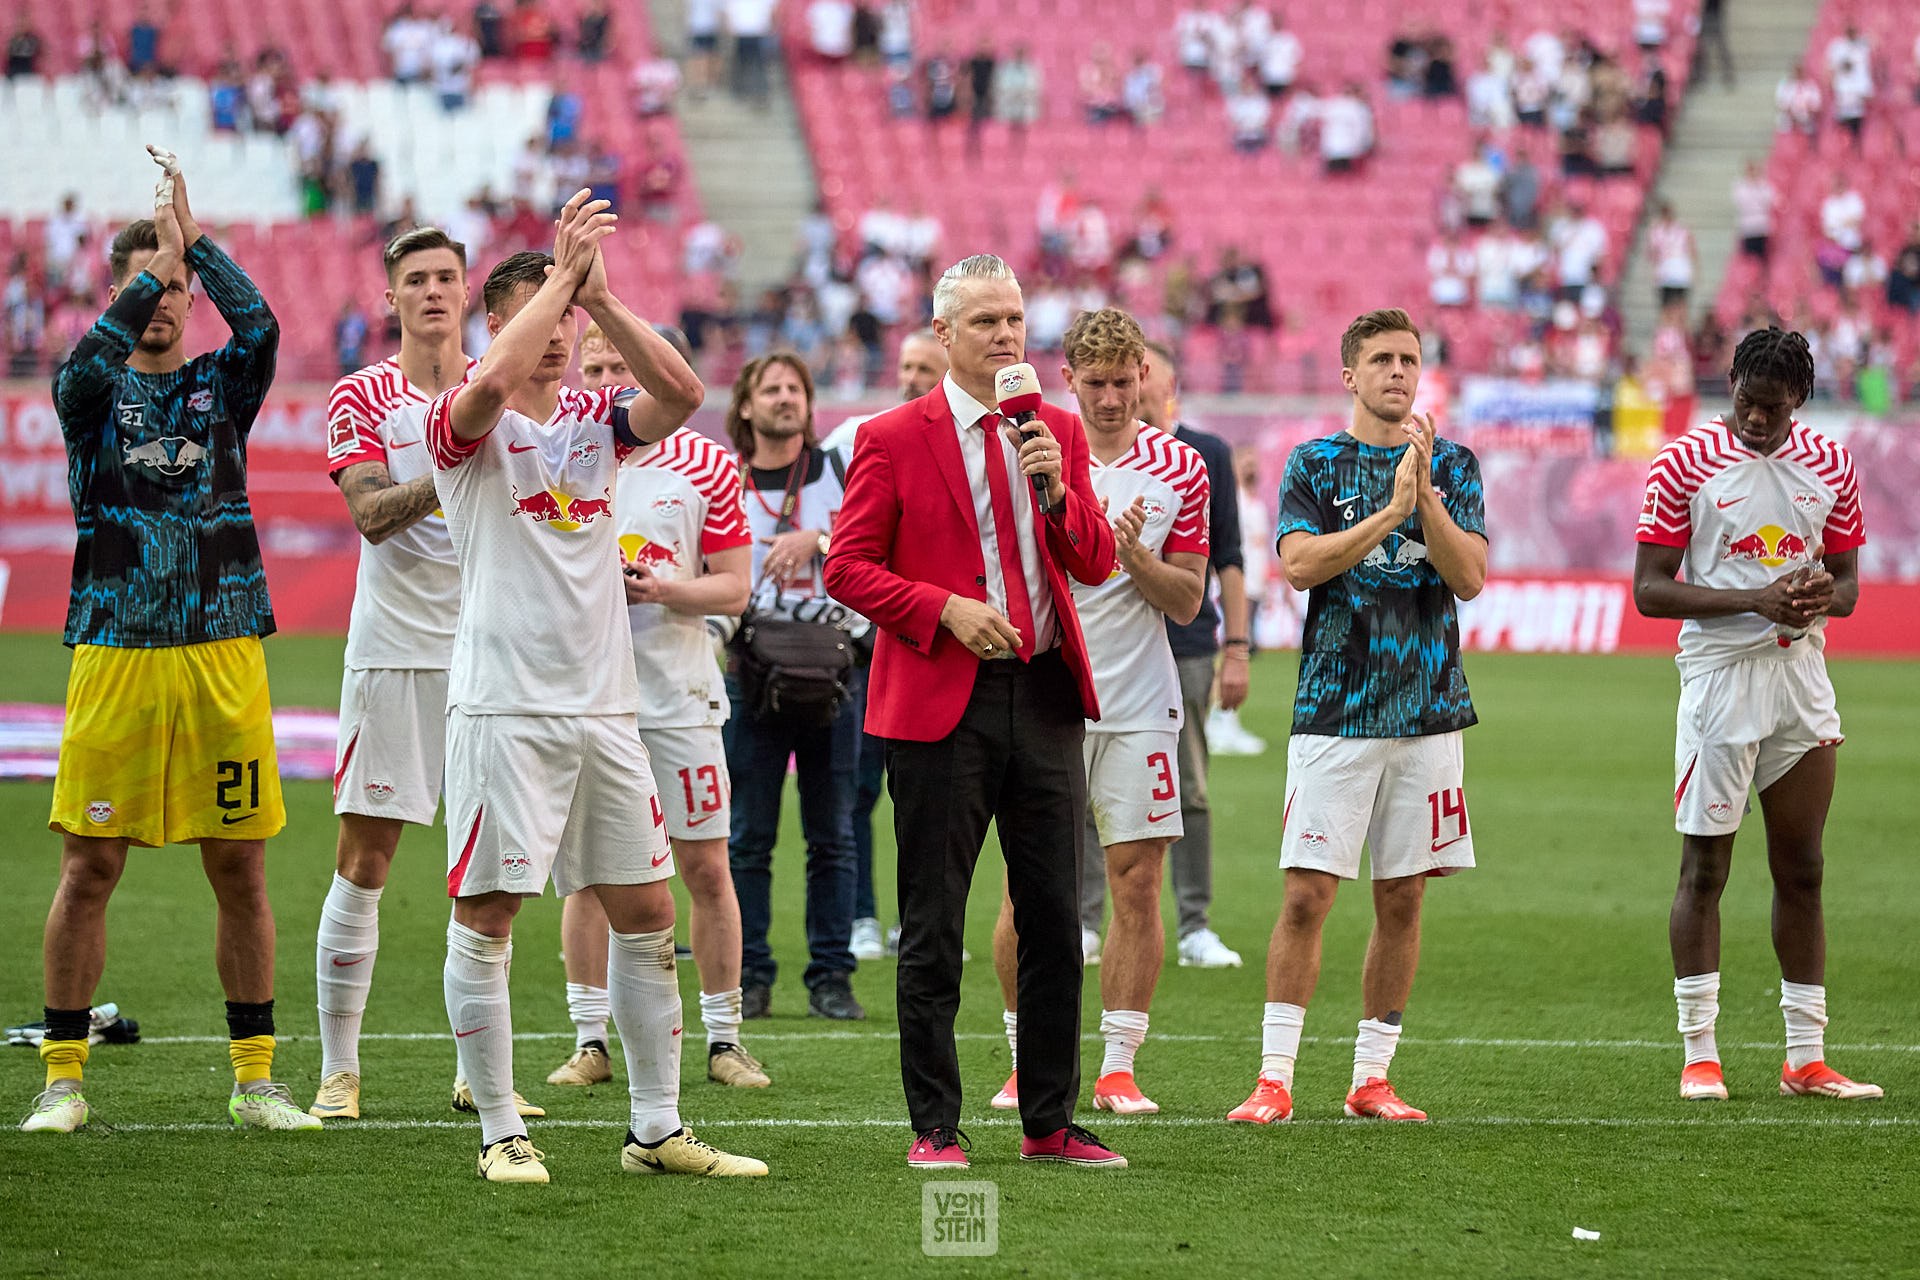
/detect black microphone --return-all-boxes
[994,361,1052,515]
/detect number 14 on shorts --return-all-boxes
[1428,787,1468,853]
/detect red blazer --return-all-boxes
[823,388,1117,742]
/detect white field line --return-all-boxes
[127,1031,1920,1052]
[95,1115,1920,1134]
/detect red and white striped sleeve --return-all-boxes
[425,379,488,470]
[1635,439,1696,548]
[1163,439,1212,559]
[691,437,752,554]
[1819,441,1865,554]
[325,371,386,479]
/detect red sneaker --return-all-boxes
[1780,1060,1884,1099]
[1680,1061,1728,1100]
[1093,1071,1159,1115]
[990,1071,1018,1110]
[1344,1077,1428,1121]
[907,1126,971,1168]
[1018,1124,1127,1167]
[1226,1075,1293,1124]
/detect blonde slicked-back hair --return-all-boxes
[1062,307,1148,372]
[579,321,610,351]
[1339,308,1422,369]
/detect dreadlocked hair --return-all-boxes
[1730,326,1815,403]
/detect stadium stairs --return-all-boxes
[1616,0,1824,354]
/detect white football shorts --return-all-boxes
[1674,647,1842,837]
[1084,729,1184,846]
[444,709,673,898]
[1279,731,1474,880]
[640,724,731,840]
[333,666,449,825]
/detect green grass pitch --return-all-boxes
[0,635,1914,1278]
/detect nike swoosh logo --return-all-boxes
[1147,809,1178,823]
[507,441,536,453]
[686,813,717,827]
[221,811,254,825]
[455,1026,489,1038]
[651,850,672,867]
[390,438,421,449]
[1430,834,1469,853]
[331,956,366,968]
[1715,496,1746,509]
[671,1027,682,1036]
[1335,494,1360,507]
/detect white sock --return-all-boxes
[316,873,382,1078]
[1099,1009,1148,1078]
[1674,972,1721,1066]
[1259,1002,1306,1086]
[1002,1009,1019,1071]
[566,982,610,1049]
[700,987,743,1049]
[609,927,683,1144]
[443,920,522,1146]
[1780,980,1828,1071]
[1352,1017,1403,1091]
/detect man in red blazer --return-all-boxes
[824,254,1127,1169]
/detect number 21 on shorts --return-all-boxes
[1427,787,1468,852]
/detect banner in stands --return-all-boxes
[3,388,1917,654]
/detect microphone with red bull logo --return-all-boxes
[993,362,1053,516]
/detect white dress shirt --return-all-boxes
[944,375,1057,653]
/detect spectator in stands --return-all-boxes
[1130,189,1175,262]
[1646,203,1695,308]
[127,3,164,77]
[1275,79,1320,152]
[1386,29,1425,99]
[631,50,682,115]
[1557,114,1594,177]
[1124,51,1165,127]
[578,1,611,62]
[511,0,559,60]
[6,16,42,78]
[1318,82,1374,174]
[1731,159,1775,261]
[1501,152,1542,231]
[1036,171,1082,265]
[687,0,722,95]
[1632,0,1669,53]
[1259,16,1300,97]
[380,195,423,246]
[925,44,961,120]
[1889,230,1920,314]
[1693,0,1732,89]
[1208,246,1274,329]
[546,89,583,148]
[383,2,434,84]
[44,195,89,292]
[347,141,381,215]
[1068,203,1115,277]
[5,255,44,377]
[495,196,548,252]
[1592,108,1638,177]
[474,1,505,58]
[1453,140,1503,228]
[1549,200,1608,302]
[1775,62,1821,134]
[335,302,369,378]
[878,0,913,68]
[1077,43,1123,124]
[1549,43,1592,134]
[1843,241,1887,298]
[1423,35,1458,98]
[1466,57,1516,131]
[1427,228,1474,309]
[808,0,855,61]
[1513,56,1550,127]
[1818,173,1866,288]
[635,120,684,220]
[431,16,480,111]
[1826,27,1872,150]
[996,44,1043,126]
[729,0,777,107]
[886,65,915,117]
[209,52,247,129]
[1474,222,1540,311]
[685,218,738,276]
[1227,72,1271,151]
[1635,56,1669,136]
[965,39,996,126]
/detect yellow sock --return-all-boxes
[230,1034,275,1083]
[41,1038,88,1088]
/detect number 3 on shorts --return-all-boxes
[1147,751,1175,802]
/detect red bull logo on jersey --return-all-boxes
[618,533,683,569]
[1720,525,1818,569]
[510,485,612,531]
[122,435,209,476]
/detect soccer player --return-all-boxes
[818,329,949,960]
[427,191,765,1182]
[1228,308,1486,1126]
[545,325,768,1091]
[1633,327,1881,1102]
[991,308,1207,1115]
[27,148,317,1133]
[312,227,539,1123]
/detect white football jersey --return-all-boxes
[1638,418,1865,678]
[616,430,751,729]
[1073,426,1211,734]
[426,382,642,716]
[326,357,476,670]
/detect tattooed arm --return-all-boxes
[336,460,441,545]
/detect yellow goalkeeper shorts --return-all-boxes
[49,637,286,847]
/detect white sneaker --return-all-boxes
[229,1081,324,1130]
[1082,927,1102,966]
[21,1079,89,1132]
[1207,708,1267,756]
[850,917,886,961]
[1177,928,1243,968]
